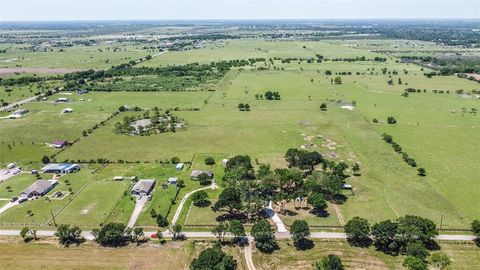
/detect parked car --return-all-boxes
[18,198,28,203]
[150,233,158,238]
[10,197,18,203]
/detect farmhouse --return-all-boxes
[51,140,68,148]
[131,179,155,196]
[41,163,80,174]
[20,180,58,198]
[9,109,29,119]
[191,170,213,180]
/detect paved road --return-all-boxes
[0,229,474,242]
[170,182,217,226]
[127,196,148,228]
[0,95,40,112]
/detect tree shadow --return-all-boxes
[216,212,248,222]
[331,194,348,205]
[282,209,298,217]
[425,240,441,251]
[310,209,330,218]
[295,238,315,251]
[475,238,480,248]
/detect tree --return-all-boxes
[132,227,145,243]
[238,103,245,111]
[307,193,327,215]
[20,227,33,242]
[170,157,180,164]
[403,256,427,270]
[42,155,50,164]
[334,77,342,84]
[251,219,277,253]
[176,179,185,188]
[344,217,371,247]
[192,190,210,207]
[290,220,311,250]
[320,173,344,198]
[156,213,169,227]
[430,252,451,270]
[406,241,429,260]
[170,224,184,240]
[371,220,400,254]
[472,219,480,237]
[320,103,327,111]
[314,254,344,270]
[212,222,229,243]
[396,215,438,246]
[387,116,397,124]
[416,167,426,176]
[54,224,83,246]
[95,222,128,247]
[228,220,246,244]
[205,157,215,165]
[197,173,211,185]
[190,247,237,270]
[352,163,360,176]
[150,209,157,218]
[212,187,242,216]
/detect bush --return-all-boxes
[403,256,427,270]
[170,157,180,164]
[406,241,429,260]
[156,214,169,227]
[314,254,343,270]
[190,247,237,270]
[205,157,215,165]
[387,116,397,124]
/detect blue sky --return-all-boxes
[0,0,479,21]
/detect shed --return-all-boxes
[167,177,178,185]
[343,184,352,190]
[7,163,16,169]
[113,176,124,181]
[175,163,184,170]
[52,140,68,148]
[62,108,73,113]
[131,179,155,196]
[56,97,69,103]
[222,159,229,166]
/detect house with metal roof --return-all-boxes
[131,179,155,196]
[41,163,80,174]
[20,180,58,198]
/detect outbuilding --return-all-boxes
[167,177,178,185]
[113,176,124,181]
[9,109,29,119]
[51,140,68,148]
[131,179,155,196]
[62,108,74,113]
[56,97,69,103]
[41,163,80,174]
[20,180,58,198]
[175,163,184,170]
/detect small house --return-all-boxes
[62,108,73,113]
[41,163,80,174]
[20,180,58,198]
[175,163,184,170]
[191,170,213,180]
[52,140,68,148]
[167,177,178,185]
[131,179,155,196]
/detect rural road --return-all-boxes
[244,237,257,270]
[0,230,474,242]
[0,95,40,112]
[170,182,218,226]
[127,196,148,228]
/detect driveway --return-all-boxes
[265,201,288,233]
[127,196,148,228]
[0,201,19,215]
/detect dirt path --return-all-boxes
[331,203,345,225]
[169,182,217,226]
[244,238,257,270]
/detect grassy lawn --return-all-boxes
[278,201,342,228]
[253,240,480,270]
[0,167,95,225]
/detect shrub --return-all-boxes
[205,156,215,165]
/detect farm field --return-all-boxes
[253,240,480,270]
